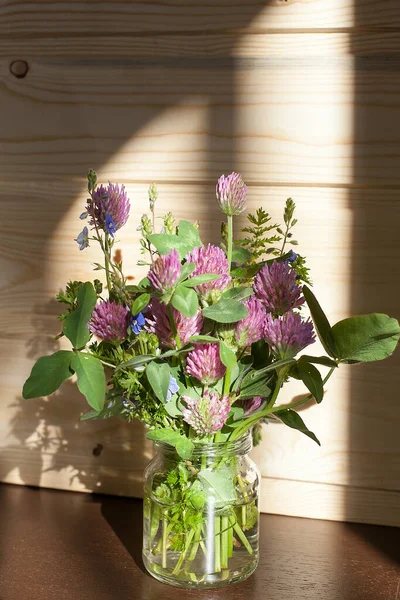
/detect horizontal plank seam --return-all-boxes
[0,179,398,191]
[261,475,400,495]
[2,27,400,39]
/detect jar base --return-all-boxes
[142,551,258,589]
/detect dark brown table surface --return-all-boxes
[0,483,399,600]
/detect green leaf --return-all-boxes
[303,285,335,357]
[146,428,194,459]
[171,284,199,317]
[245,357,295,381]
[232,246,253,264]
[164,396,183,418]
[147,428,182,445]
[275,409,321,445]
[202,299,248,324]
[238,371,271,400]
[189,335,219,343]
[183,273,222,287]
[251,339,270,369]
[115,347,192,372]
[80,396,124,421]
[330,313,400,363]
[293,361,324,404]
[197,466,236,505]
[177,220,202,251]
[63,282,97,349]
[179,261,196,281]
[221,286,254,301]
[175,437,194,460]
[22,351,74,399]
[219,341,237,370]
[230,264,262,279]
[299,355,338,368]
[146,361,171,403]
[115,354,155,371]
[71,352,106,411]
[131,293,150,315]
[148,220,202,260]
[147,234,187,259]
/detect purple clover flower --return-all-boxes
[89,301,130,344]
[131,312,145,335]
[166,375,179,401]
[264,310,316,359]
[145,298,203,349]
[185,343,226,385]
[254,261,305,316]
[87,182,130,234]
[241,396,263,415]
[148,249,181,296]
[76,226,89,251]
[186,244,231,302]
[216,172,247,216]
[235,296,266,347]
[182,390,230,436]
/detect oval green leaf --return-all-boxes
[331,313,400,363]
[171,285,199,317]
[71,352,106,411]
[303,285,336,358]
[202,299,248,324]
[219,341,237,370]
[22,350,74,399]
[294,361,324,404]
[146,361,171,403]
[63,282,97,349]
[132,293,150,316]
[274,409,321,445]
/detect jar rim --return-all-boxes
[154,430,252,458]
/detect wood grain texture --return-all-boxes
[1,181,399,525]
[1,0,400,526]
[1,47,400,185]
[1,485,399,600]
[0,0,400,35]
[3,32,400,59]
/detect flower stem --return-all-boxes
[267,374,284,410]
[223,368,231,396]
[237,474,249,528]
[214,517,221,573]
[231,365,337,440]
[167,304,182,349]
[188,523,201,561]
[227,215,233,273]
[162,512,168,569]
[221,515,229,568]
[227,518,233,558]
[172,528,195,575]
[232,517,253,555]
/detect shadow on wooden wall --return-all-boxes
[346,0,400,558]
[0,1,266,500]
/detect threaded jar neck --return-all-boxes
[155,431,252,459]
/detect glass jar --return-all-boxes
[142,432,260,589]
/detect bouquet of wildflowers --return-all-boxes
[23,170,400,586]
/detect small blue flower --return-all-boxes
[166,375,179,401]
[79,211,88,220]
[285,250,298,264]
[76,226,89,250]
[105,212,117,237]
[131,312,145,335]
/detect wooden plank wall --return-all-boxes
[1,0,400,526]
